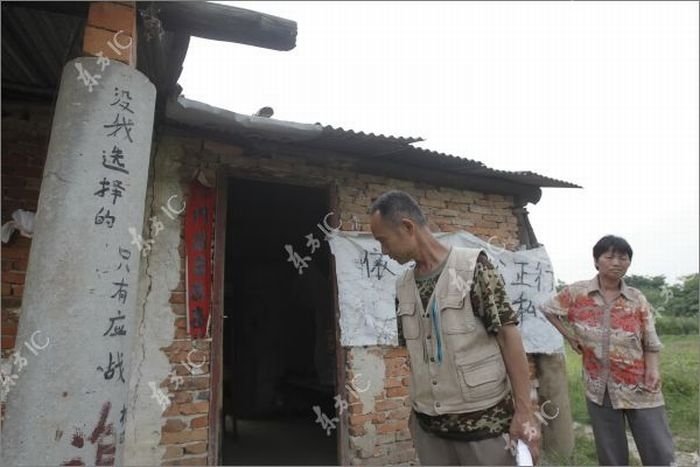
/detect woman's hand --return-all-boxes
[644,351,661,391]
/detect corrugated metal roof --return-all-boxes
[1,5,84,96]
[166,97,581,190]
[318,124,424,145]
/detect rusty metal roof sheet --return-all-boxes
[166,97,581,190]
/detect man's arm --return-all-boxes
[495,324,541,463]
[471,253,540,462]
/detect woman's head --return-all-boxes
[593,235,633,278]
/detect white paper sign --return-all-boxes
[328,231,564,353]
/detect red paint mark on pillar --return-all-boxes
[89,401,111,444]
[61,457,85,466]
[71,429,85,448]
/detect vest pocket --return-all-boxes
[397,302,420,339]
[455,352,507,402]
[440,290,474,334]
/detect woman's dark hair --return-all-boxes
[593,235,633,262]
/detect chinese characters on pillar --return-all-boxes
[94,87,135,229]
[184,180,215,338]
[96,246,132,386]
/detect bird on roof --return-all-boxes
[253,107,274,118]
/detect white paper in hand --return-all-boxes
[516,439,533,466]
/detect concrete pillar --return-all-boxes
[537,352,575,462]
[1,56,155,466]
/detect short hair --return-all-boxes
[369,190,427,227]
[593,235,633,261]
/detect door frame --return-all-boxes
[208,169,347,465]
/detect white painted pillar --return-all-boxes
[1,56,155,466]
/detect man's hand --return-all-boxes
[509,408,541,464]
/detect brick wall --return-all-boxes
[151,132,525,466]
[0,116,532,463]
[1,103,53,426]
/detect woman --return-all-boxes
[541,235,675,466]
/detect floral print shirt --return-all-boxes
[540,276,664,409]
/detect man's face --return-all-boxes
[369,211,415,265]
[595,247,631,279]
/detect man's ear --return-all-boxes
[400,218,415,235]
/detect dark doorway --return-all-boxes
[220,177,338,465]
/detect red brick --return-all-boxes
[348,414,372,425]
[170,292,185,304]
[387,407,411,420]
[190,415,208,429]
[183,441,207,454]
[160,428,207,445]
[167,456,208,466]
[2,283,11,296]
[375,400,400,411]
[11,258,28,271]
[386,387,409,397]
[11,285,23,297]
[162,418,187,432]
[2,297,22,309]
[372,412,386,424]
[178,402,209,415]
[161,445,183,460]
[384,347,407,358]
[384,377,403,388]
[87,2,136,35]
[172,392,193,404]
[82,26,134,65]
[0,246,30,260]
[376,420,408,433]
[1,334,16,350]
[3,272,24,285]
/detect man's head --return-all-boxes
[593,235,633,277]
[369,191,428,264]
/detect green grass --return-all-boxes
[548,334,699,465]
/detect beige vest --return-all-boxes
[395,247,510,415]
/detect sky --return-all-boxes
[179,1,699,284]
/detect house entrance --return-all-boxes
[218,177,339,465]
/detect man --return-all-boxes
[369,190,540,466]
[540,235,675,466]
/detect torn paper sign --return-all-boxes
[327,233,411,346]
[329,231,564,354]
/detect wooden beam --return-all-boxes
[8,1,297,51]
[154,2,297,51]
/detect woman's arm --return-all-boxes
[543,312,583,354]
